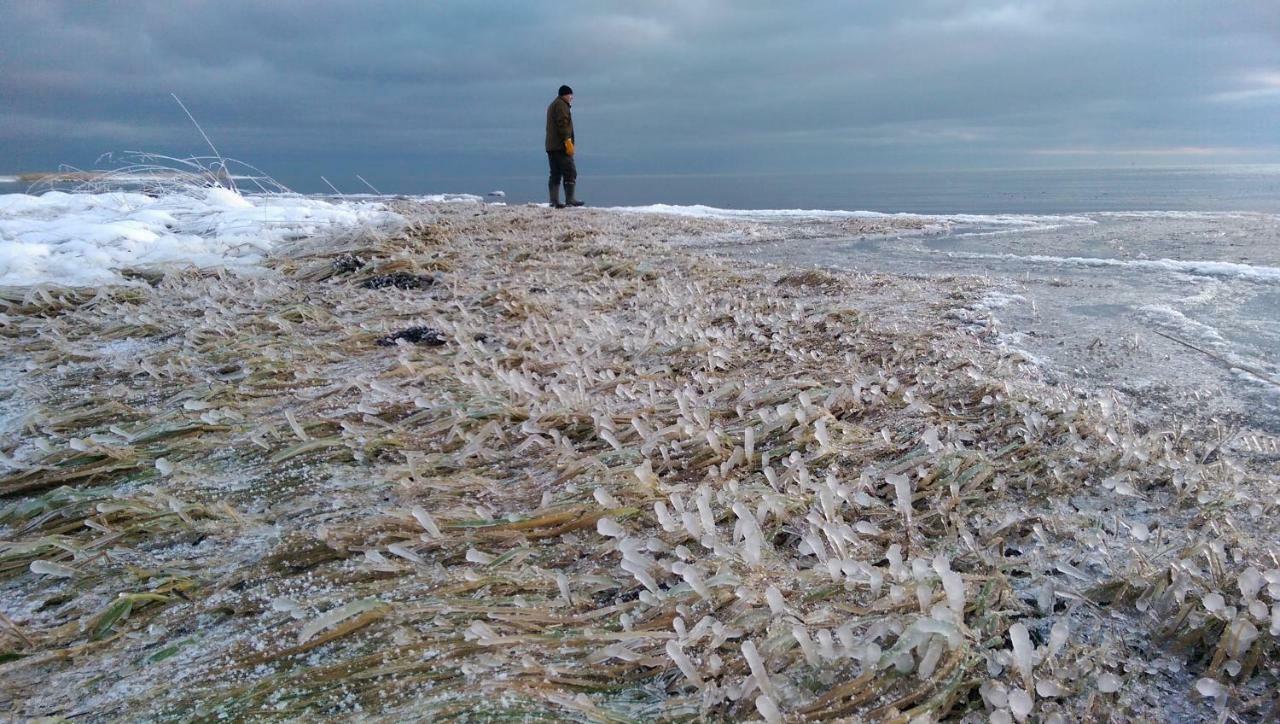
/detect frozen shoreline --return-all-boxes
[1,197,1277,720]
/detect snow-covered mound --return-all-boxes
[0,189,407,287]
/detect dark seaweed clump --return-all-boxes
[360,272,436,290]
[376,326,447,346]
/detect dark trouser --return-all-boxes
[547,151,577,186]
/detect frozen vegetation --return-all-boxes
[0,193,1276,721]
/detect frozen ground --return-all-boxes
[690,209,1280,434]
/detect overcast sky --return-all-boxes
[3,1,1278,193]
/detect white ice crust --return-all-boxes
[0,189,409,287]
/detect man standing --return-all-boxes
[546,85,584,208]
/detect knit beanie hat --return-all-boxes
[558,85,573,97]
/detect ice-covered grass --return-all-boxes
[1,202,1274,721]
[0,189,406,287]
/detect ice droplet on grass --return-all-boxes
[155,458,174,476]
[30,560,77,578]
[1238,567,1264,600]
[593,487,620,508]
[597,517,625,538]
[1202,592,1226,615]
[1195,677,1222,698]
[1226,618,1258,658]
[1009,687,1033,720]
[465,548,495,564]
[298,599,382,645]
[1036,678,1067,698]
[980,679,1009,708]
[1096,672,1121,693]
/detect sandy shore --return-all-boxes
[1,201,1276,721]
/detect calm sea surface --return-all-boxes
[492,165,1280,215]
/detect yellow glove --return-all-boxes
[565,139,575,156]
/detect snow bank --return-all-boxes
[0,190,405,287]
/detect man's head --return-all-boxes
[558,84,574,102]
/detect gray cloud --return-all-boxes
[2,0,1277,193]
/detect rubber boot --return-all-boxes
[564,182,585,207]
[549,183,565,209]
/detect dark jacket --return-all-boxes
[545,96,574,152]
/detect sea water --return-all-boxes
[489,165,1280,214]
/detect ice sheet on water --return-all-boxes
[936,250,1280,283]
[605,203,893,220]
[0,189,405,287]
[608,202,1096,230]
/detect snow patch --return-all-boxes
[975,291,1028,311]
[0,190,404,287]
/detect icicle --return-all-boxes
[298,599,382,645]
[387,543,424,564]
[815,628,837,661]
[696,486,717,537]
[766,586,787,616]
[732,502,764,565]
[755,694,783,724]
[1048,620,1069,658]
[555,573,570,606]
[932,556,966,617]
[655,501,678,531]
[792,624,820,666]
[888,473,912,525]
[600,428,623,452]
[621,558,661,593]
[681,510,703,539]
[918,636,945,679]
[1010,622,1034,692]
[673,562,713,601]
[412,506,442,538]
[741,640,778,701]
[634,458,659,487]
[815,417,831,450]
[922,425,941,453]
[665,640,704,687]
